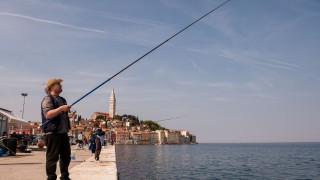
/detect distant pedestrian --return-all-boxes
[83,135,88,146]
[88,128,102,161]
[89,131,96,154]
[22,132,28,146]
[41,78,75,180]
[77,132,83,142]
[76,132,84,150]
[94,128,102,161]
[2,131,8,139]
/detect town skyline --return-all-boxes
[1,88,198,146]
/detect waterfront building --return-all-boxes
[180,130,191,144]
[190,135,197,144]
[113,128,196,145]
[112,120,124,129]
[125,121,131,131]
[156,130,166,144]
[90,112,109,121]
[136,124,144,131]
[140,131,151,145]
[115,129,130,144]
[180,130,189,137]
[180,135,189,144]
[149,131,159,145]
[165,130,181,144]
[131,132,142,144]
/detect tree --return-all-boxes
[142,120,166,131]
[114,114,122,120]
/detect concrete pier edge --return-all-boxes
[59,145,118,180]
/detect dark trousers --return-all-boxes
[95,149,101,160]
[45,133,71,180]
[95,137,102,160]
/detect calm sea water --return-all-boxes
[115,143,320,180]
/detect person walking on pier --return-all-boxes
[41,78,74,180]
[89,127,102,161]
[76,132,84,150]
[94,128,102,161]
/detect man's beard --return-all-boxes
[55,88,62,94]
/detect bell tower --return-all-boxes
[109,89,116,119]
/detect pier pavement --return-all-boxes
[0,144,117,180]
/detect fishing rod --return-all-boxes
[41,0,231,127]
[70,0,231,107]
[0,138,17,156]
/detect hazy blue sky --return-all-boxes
[1,0,319,143]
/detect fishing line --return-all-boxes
[70,0,231,107]
[154,116,186,122]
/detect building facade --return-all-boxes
[0,108,30,135]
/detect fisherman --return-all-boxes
[41,78,76,180]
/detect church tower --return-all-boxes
[109,88,116,119]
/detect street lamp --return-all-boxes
[21,93,28,119]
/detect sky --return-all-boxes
[1,0,319,143]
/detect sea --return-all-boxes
[115,143,320,180]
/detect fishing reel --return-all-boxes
[68,109,77,119]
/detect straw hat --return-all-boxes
[45,78,63,94]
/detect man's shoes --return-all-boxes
[60,177,71,180]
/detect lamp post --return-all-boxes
[21,93,28,119]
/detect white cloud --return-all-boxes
[221,49,290,70]
[0,12,108,34]
[189,59,204,74]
